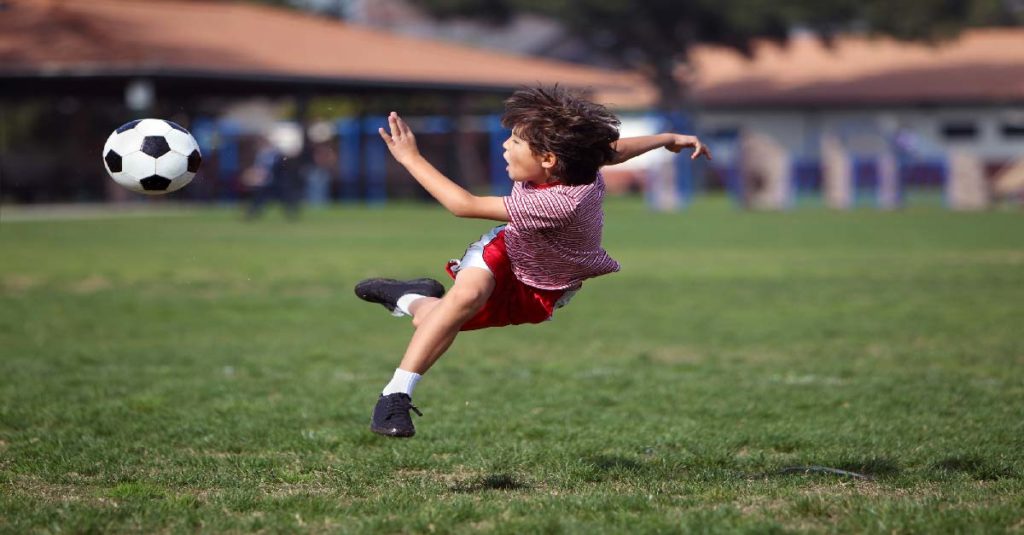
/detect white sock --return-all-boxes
[394,293,426,317]
[382,368,422,397]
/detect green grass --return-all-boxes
[2,196,1023,533]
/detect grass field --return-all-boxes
[2,196,1023,533]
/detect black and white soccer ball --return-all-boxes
[102,119,202,195]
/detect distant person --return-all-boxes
[243,136,303,220]
[892,125,920,157]
[354,86,711,438]
[305,143,337,206]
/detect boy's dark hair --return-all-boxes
[501,86,620,186]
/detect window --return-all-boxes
[1001,122,1024,138]
[941,122,978,140]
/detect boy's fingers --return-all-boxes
[396,114,412,136]
[387,114,400,137]
[388,112,415,139]
[378,127,392,143]
[691,144,712,160]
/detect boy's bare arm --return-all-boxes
[379,112,509,221]
[609,134,712,165]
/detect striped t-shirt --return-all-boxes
[501,174,621,291]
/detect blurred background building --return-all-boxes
[1,0,1022,209]
[0,0,635,205]
[335,0,1024,209]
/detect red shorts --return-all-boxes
[445,228,571,331]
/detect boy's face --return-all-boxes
[502,129,554,184]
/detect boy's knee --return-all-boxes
[447,284,490,312]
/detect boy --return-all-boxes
[356,86,711,437]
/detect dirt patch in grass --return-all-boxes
[766,373,846,386]
[730,482,947,532]
[2,275,40,293]
[731,481,945,516]
[735,494,790,516]
[261,482,342,500]
[797,481,927,499]
[11,475,107,506]
[723,347,793,365]
[69,275,111,294]
[645,345,706,365]
[467,519,496,531]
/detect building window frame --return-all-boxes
[941,121,978,141]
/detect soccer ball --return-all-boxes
[102,119,202,194]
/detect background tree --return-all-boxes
[408,0,1023,112]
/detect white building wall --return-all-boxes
[699,106,1024,163]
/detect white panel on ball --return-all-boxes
[167,172,196,193]
[122,151,156,181]
[111,173,143,193]
[108,171,131,188]
[155,152,188,179]
[108,129,144,156]
[163,129,195,156]
[133,119,171,137]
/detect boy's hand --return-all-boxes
[666,134,712,160]
[378,112,421,165]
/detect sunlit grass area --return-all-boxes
[2,196,1023,533]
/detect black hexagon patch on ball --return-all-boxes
[116,119,142,133]
[140,175,172,191]
[104,150,123,173]
[187,150,202,173]
[141,136,171,158]
[165,121,188,133]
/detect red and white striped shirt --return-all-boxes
[502,174,621,290]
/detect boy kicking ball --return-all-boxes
[356,86,711,437]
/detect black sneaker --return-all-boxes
[370,393,422,437]
[354,278,445,316]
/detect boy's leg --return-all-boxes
[399,267,494,374]
[408,297,440,326]
[371,268,493,437]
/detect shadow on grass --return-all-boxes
[932,455,1019,481]
[591,455,647,473]
[449,473,530,493]
[579,454,658,483]
[833,457,901,478]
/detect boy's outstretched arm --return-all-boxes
[379,112,509,221]
[608,134,712,165]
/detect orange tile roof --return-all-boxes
[599,29,1024,108]
[689,28,1024,107]
[3,0,1020,108]
[0,0,634,93]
